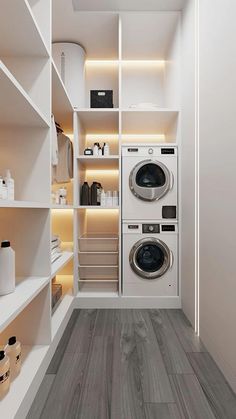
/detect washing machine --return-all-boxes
[123,221,178,296]
[122,145,178,220]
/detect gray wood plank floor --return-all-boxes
[27,309,236,419]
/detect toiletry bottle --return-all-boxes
[5,337,21,379]
[0,241,15,296]
[5,170,14,201]
[97,183,103,205]
[2,181,7,200]
[101,189,106,207]
[91,182,99,205]
[98,147,102,156]
[81,182,90,205]
[106,191,113,207]
[0,351,10,399]
[112,191,119,206]
[0,177,4,199]
[93,143,99,156]
[103,143,110,156]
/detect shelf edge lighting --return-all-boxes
[86,60,165,67]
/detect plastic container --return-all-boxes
[0,351,10,399]
[5,170,14,201]
[78,251,118,266]
[5,336,21,379]
[0,241,15,296]
[78,265,118,280]
[106,191,113,207]
[112,191,119,206]
[103,143,110,156]
[100,189,106,206]
[79,233,118,252]
[81,182,90,205]
[52,42,86,109]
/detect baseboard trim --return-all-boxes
[200,324,236,394]
[74,296,181,309]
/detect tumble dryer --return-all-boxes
[122,145,178,220]
[123,221,178,296]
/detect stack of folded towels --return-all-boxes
[51,235,62,264]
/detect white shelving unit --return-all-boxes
[0,277,50,334]
[51,251,74,278]
[0,1,193,416]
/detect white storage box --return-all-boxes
[79,233,118,252]
[78,265,118,280]
[52,42,86,108]
[78,251,118,266]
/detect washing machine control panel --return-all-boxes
[142,224,160,233]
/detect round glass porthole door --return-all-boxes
[129,238,171,279]
[129,159,171,201]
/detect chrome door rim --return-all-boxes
[129,237,171,280]
[129,159,171,201]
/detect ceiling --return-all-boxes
[72,0,187,11]
[52,0,183,59]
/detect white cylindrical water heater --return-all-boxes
[52,42,86,109]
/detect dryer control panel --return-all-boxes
[142,224,160,233]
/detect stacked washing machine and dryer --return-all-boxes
[122,145,178,296]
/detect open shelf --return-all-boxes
[52,60,73,132]
[0,344,49,419]
[0,276,50,334]
[78,206,119,210]
[0,200,50,208]
[51,204,74,209]
[51,251,74,278]
[78,282,119,294]
[51,293,74,339]
[121,109,179,142]
[78,156,119,169]
[77,109,119,133]
[0,61,50,128]
[85,60,119,108]
[0,0,49,58]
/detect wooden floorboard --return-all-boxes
[65,309,97,354]
[188,352,236,419]
[40,351,88,419]
[144,402,183,419]
[169,374,216,419]
[93,309,118,337]
[134,310,175,403]
[47,309,79,374]
[166,310,206,353]
[28,309,235,419]
[149,309,193,374]
[76,336,113,419]
[26,375,55,419]
[111,320,146,419]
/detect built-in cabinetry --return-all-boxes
[0,2,75,417]
[0,1,196,417]
[72,11,181,297]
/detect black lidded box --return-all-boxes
[90,90,113,108]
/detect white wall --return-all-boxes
[180,0,196,326]
[199,0,236,392]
